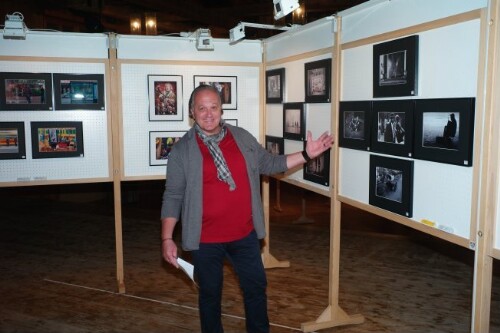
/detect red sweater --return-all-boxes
[196,130,253,243]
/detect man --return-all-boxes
[161,84,333,333]
[383,113,395,143]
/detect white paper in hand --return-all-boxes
[176,257,197,287]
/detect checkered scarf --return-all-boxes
[194,122,236,191]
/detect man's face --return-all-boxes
[191,89,222,135]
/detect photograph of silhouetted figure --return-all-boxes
[422,112,459,150]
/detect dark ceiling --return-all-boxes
[1,0,367,40]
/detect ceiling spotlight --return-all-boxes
[273,0,300,20]
[194,28,214,51]
[3,12,27,40]
[229,22,296,44]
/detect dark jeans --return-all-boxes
[191,230,269,333]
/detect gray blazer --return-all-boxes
[160,124,288,251]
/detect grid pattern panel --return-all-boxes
[0,61,109,183]
[121,63,259,178]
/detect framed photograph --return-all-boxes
[283,102,306,141]
[305,58,331,103]
[148,75,183,121]
[0,122,26,159]
[0,72,53,111]
[31,121,84,159]
[224,119,238,127]
[303,141,330,186]
[414,98,475,166]
[369,154,413,217]
[149,131,186,166]
[265,135,284,155]
[53,73,105,111]
[266,68,285,104]
[373,35,419,98]
[194,75,237,110]
[371,99,414,157]
[338,101,372,151]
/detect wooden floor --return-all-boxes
[0,180,499,333]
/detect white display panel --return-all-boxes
[117,36,262,63]
[338,148,370,203]
[265,17,335,62]
[0,31,108,59]
[264,55,332,192]
[0,61,110,183]
[121,63,260,178]
[340,0,487,44]
[339,19,481,239]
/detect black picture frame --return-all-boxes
[373,35,419,98]
[53,73,105,111]
[148,75,183,121]
[265,135,284,155]
[0,122,26,159]
[224,119,238,127]
[304,58,331,103]
[369,154,413,217]
[194,75,237,110]
[303,141,330,186]
[149,131,186,166]
[371,99,414,157]
[283,102,305,141]
[0,72,53,111]
[413,98,475,166]
[30,121,84,159]
[338,101,372,151]
[266,68,285,104]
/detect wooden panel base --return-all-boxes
[301,305,364,332]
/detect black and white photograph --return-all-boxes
[338,101,372,151]
[422,112,459,150]
[370,100,414,157]
[414,98,475,166]
[373,35,419,98]
[282,102,305,141]
[304,58,331,103]
[265,68,285,104]
[265,135,284,155]
[375,166,403,203]
[369,154,413,217]
[303,141,330,186]
[376,112,406,145]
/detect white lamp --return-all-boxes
[3,12,27,40]
[195,28,214,51]
[273,0,300,20]
[229,22,296,44]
